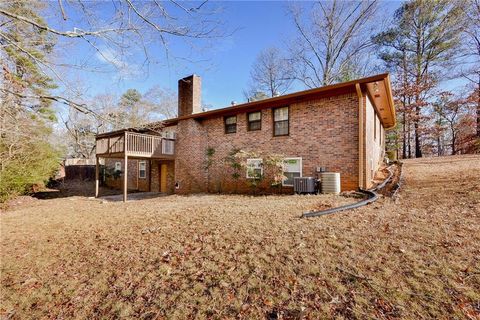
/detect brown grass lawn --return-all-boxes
[1,155,480,319]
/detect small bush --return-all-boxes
[0,140,61,202]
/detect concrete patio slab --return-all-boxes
[97,192,165,202]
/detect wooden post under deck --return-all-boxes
[123,154,128,202]
[123,132,128,202]
[95,155,99,198]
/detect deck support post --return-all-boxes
[124,154,128,202]
[95,156,100,198]
[123,131,128,202]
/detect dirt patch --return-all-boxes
[1,180,122,212]
[33,179,121,200]
[1,155,479,319]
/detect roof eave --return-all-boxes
[383,74,397,130]
[163,73,392,124]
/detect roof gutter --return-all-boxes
[163,73,392,124]
[383,74,396,130]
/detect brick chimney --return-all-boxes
[178,74,201,117]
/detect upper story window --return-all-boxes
[224,116,237,134]
[247,111,262,131]
[139,161,146,178]
[273,106,289,136]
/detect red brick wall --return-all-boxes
[174,118,208,192]
[150,160,159,192]
[174,93,360,194]
[104,158,150,191]
[178,75,202,117]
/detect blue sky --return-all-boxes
[55,0,475,112]
[48,0,474,114]
[59,1,304,109]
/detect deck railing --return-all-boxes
[96,132,175,158]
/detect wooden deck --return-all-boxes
[95,131,175,202]
[95,131,175,159]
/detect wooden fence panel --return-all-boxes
[65,165,96,181]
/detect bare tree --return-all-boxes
[433,92,470,155]
[61,93,118,159]
[62,112,101,159]
[0,0,224,116]
[62,86,177,158]
[0,0,224,198]
[460,0,480,137]
[246,47,293,98]
[143,86,178,120]
[242,90,270,102]
[288,0,379,88]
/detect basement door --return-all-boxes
[159,163,168,193]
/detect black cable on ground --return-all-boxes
[301,165,395,218]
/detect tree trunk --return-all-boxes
[414,25,423,159]
[451,125,457,155]
[451,136,456,155]
[407,122,412,158]
[437,135,441,156]
[402,50,408,159]
[414,105,422,158]
[477,75,480,137]
[402,110,407,159]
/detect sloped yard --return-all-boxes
[1,155,479,319]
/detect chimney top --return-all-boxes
[178,75,201,117]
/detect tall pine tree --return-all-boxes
[373,0,465,157]
[0,1,61,201]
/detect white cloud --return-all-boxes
[95,47,142,80]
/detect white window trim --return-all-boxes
[115,161,121,172]
[282,157,302,187]
[246,158,263,179]
[139,161,147,179]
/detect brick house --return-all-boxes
[95,73,395,201]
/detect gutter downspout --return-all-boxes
[355,83,365,190]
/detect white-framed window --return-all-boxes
[283,157,302,186]
[246,158,263,179]
[162,139,174,155]
[224,115,237,134]
[115,162,121,172]
[139,161,146,179]
[247,111,262,131]
[273,106,289,136]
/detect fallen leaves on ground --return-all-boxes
[1,155,479,319]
